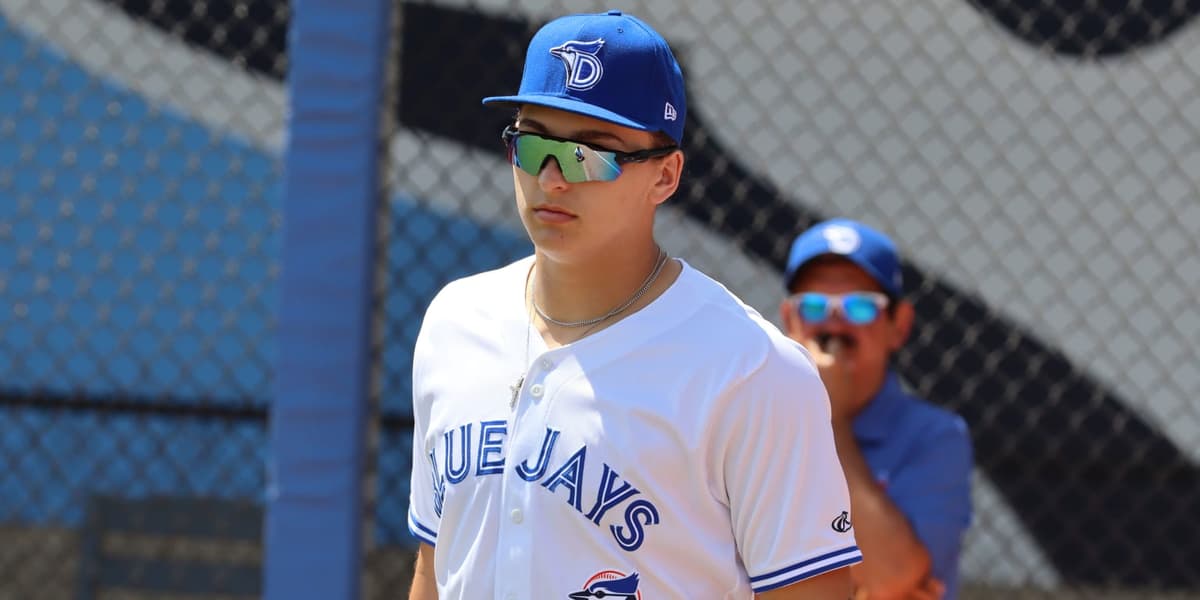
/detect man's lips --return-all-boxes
[534,204,575,216]
[533,205,577,222]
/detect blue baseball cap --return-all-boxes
[482,10,686,145]
[784,219,904,297]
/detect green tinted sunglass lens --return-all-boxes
[570,145,621,182]
[512,135,552,176]
[512,134,621,183]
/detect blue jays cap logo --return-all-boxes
[550,39,606,91]
[822,224,862,255]
[568,570,641,599]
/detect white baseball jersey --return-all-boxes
[409,256,860,599]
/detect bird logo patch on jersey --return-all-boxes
[550,39,606,91]
[568,570,641,599]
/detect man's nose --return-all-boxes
[537,156,570,192]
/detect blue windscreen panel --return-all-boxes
[0,12,278,527]
[0,9,530,551]
[0,14,278,402]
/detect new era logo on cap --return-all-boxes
[664,102,677,121]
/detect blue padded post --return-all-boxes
[265,1,392,598]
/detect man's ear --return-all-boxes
[889,299,915,352]
[648,151,684,206]
[779,298,801,338]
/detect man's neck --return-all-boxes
[529,240,679,346]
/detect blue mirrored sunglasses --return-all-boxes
[501,126,678,183]
[789,292,890,325]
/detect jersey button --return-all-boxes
[510,508,524,524]
[529,383,544,398]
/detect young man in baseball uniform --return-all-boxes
[408,11,860,598]
[780,219,973,600]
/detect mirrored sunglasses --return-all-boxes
[501,126,678,183]
[790,291,890,325]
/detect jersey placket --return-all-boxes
[494,347,560,599]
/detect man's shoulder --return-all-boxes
[423,256,532,320]
[906,395,969,438]
[671,262,815,378]
[891,393,972,466]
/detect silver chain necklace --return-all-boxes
[531,248,669,328]
[509,323,530,409]
[511,266,535,409]
[512,249,669,409]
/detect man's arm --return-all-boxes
[716,341,861,596]
[832,420,933,600]
[408,543,437,600]
[884,418,973,599]
[757,566,853,599]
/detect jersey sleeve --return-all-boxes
[407,295,444,547]
[716,341,862,593]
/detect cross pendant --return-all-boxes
[509,375,524,409]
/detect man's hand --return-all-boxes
[910,576,946,600]
[803,338,858,422]
[851,572,944,600]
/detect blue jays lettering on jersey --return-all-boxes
[427,421,660,551]
[853,372,973,599]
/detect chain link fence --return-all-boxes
[0,0,285,597]
[375,0,1200,598]
[2,0,1198,598]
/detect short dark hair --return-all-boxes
[651,130,677,149]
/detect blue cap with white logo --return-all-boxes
[784,218,904,297]
[482,10,686,144]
